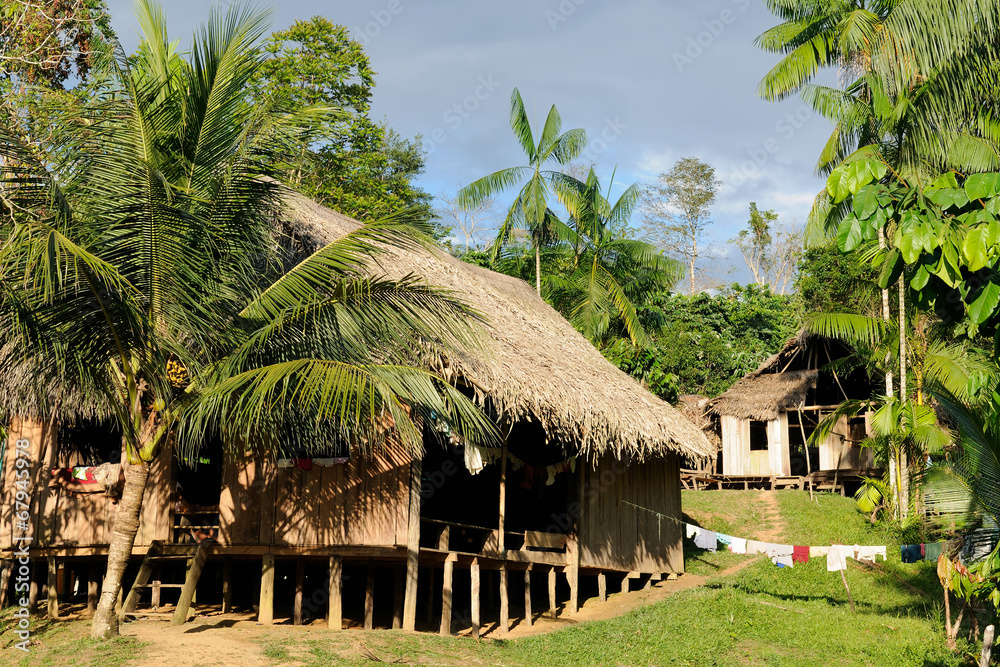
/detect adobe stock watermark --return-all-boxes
[352,0,411,47]
[545,0,588,31]
[424,75,503,156]
[673,0,751,73]
[10,437,34,652]
[577,116,628,166]
[729,104,815,189]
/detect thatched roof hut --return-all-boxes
[283,192,712,462]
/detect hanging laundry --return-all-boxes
[924,541,943,561]
[464,444,486,475]
[766,544,794,567]
[685,524,701,540]
[746,540,768,555]
[728,537,748,555]
[901,544,922,563]
[920,543,926,558]
[293,458,314,471]
[827,545,852,572]
[773,554,794,568]
[716,534,734,546]
[809,546,830,558]
[694,529,718,552]
[792,546,810,564]
[312,457,349,467]
[855,545,887,563]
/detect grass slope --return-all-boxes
[0,490,977,666]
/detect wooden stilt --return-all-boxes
[293,560,305,626]
[47,556,58,619]
[28,563,39,612]
[548,567,557,619]
[598,572,607,603]
[393,565,405,630]
[172,542,210,626]
[87,561,99,615]
[523,568,532,627]
[151,568,161,610]
[115,585,122,616]
[499,565,509,635]
[327,556,342,630]
[643,573,652,590]
[120,539,163,621]
[440,557,454,635]
[221,558,232,613]
[471,558,480,639]
[403,458,422,632]
[364,560,375,631]
[567,566,578,614]
[258,554,275,625]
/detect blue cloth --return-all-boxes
[901,544,922,563]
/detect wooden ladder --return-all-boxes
[119,540,211,625]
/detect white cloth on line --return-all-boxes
[827,544,852,572]
[855,545,887,563]
[464,444,485,475]
[686,524,701,539]
[728,537,747,555]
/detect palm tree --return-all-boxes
[0,0,493,638]
[551,168,682,345]
[457,88,585,296]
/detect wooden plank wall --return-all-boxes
[219,443,412,548]
[0,418,172,549]
[721,416,748,475]
[578,453,683,573]
[766,414,790,476]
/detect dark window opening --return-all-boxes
[58,418,122,466]
[749,421,769,451]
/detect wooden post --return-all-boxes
[258,554,275,625]
[172,542,210,626]
[115,585,122,616]
[440,557,454,635]
[151,568,161,610]
[87,561,99,615]
[567,566,579,614]
[364,560,375,631]
[470,558,480,639]
[392,565,405,630]
[980,625,995,667]
[221,558,232,613]
[548,567,557,619]
[327,556,342,630]
[498,442,507,555]
[839,568,855,613]
[403,457,422,632]
[47,556,58,619]
[293,560,305,626]
[523,568,532,628]
[499,565,509,636]
[598,572,607,603]
[120,540,164,621]
[28,563,39,612]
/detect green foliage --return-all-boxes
[255,16,430,221]
[795,242,878,316]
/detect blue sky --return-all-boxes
[107,0,838,277]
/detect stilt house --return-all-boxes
[708,331,876,478]
[0,191,712,635]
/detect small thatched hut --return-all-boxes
[1,191,711,635]
[708,331,875,477]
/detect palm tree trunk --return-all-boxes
[898,278,909,521]
[878,228,898,519]
[90,459,152,638]
[535,244,542,296]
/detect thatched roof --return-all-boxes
[708,331,821,421]
[282,192,712,461]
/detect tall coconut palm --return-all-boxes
[0,0,493,639]
[551,168,682,345]
[457,88,585,296]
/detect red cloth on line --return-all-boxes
[293,458,314,471]
[792,545,810,564]
[920,543,926,558]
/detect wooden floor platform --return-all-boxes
[680,469,883,494]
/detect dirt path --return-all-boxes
[757,490,787,542]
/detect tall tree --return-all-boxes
[458,88,586,296]
[437,186,498,252]
[552,168,682,345]
[0,0,492,638]
[731,202,803,294]
[639,157,721,294]
[255,16,431,220]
